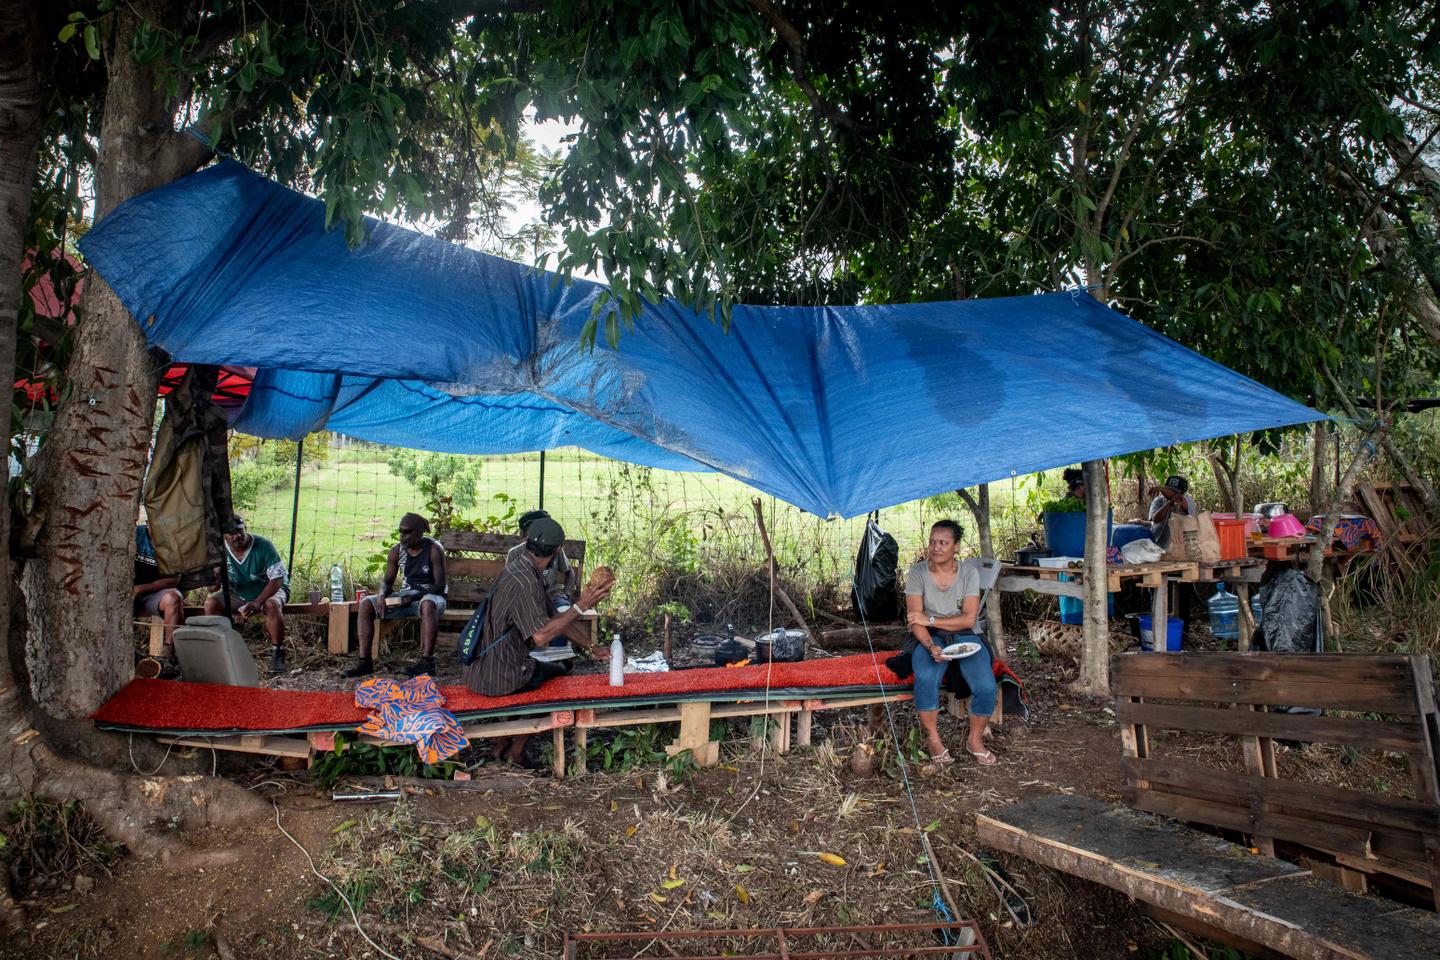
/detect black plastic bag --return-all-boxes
[852,514,900,622]
[1255,569,1322,653]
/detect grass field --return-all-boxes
[245,442,1047,597]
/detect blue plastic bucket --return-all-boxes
[1057,572,1115,625]
[1138,614,1183,652]
[1043,509,1113,559]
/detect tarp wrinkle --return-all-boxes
[79,160,1325,518]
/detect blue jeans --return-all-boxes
[911,630,996,716]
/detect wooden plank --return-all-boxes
[575,706,682,728]
[1122,756,1440,836]
[979,797,1440,960]
[1113,652,1419,686]
[1112,700,1426,753]
[1223,872,1440,960]
[327,600,351,654]
[147,617,166,656]
[1130,789,1376,860]
[445,580,489,604]
[1112,675,1421,713]
[157,734,313,759]
[1405,656,1440,909]
[668,701,718,766]
[439,529,586,565]
[996,575,1084,599]
[796,708,813,747]
[552,727,566,778]
[447,556,506,580]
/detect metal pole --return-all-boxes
[287,437,303,575]
[538,449,546,510]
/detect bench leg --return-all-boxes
[768,713,791,754]
[796,708,812,748]
[668,701,718,766]
[573,727,588,775]
[148,616,166,657]
[327,602,351,655]
[552,727,566,778]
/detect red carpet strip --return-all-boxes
[92,653,907,736]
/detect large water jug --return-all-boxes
[1207,582,1240,642]
[330,564,344,602]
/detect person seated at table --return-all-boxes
[204,514,289,672]
[464,516,614,766]
[904,519,998,766]
[1148,474,1199,550]
[134,523,183,667]
[506,509,579,607]
[345,512,447,679]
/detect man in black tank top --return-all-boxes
[344,512,448,678]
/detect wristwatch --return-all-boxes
[927,615,936,626]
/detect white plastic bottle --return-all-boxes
[330,564,344,602]
[608,632,624,686]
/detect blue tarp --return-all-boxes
[80,161,1323,518]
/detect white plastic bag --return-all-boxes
[1121,538,1166,564]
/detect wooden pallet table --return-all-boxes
[999,560,1198,597]
[1187,557,1267,649]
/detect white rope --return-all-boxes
[127,733,175,777]
[272,800,401,960]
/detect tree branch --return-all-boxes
[746,0,865,134]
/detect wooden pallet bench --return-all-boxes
[157,688,912,778]
[977,651,1440,959]
[978,794,1440,960]
[327,530,597,656]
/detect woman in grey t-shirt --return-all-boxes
[903,520,998,766]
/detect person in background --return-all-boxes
[204,514,289,672]
[465,516,613,766]
[345,512,447,678]
[134,523,184,667]
[506,509,579,607]
[1148,475,1199,550]
[904,519,998,767]
[1061,467,1086,502]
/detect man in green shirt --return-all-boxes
[204,514,289,672]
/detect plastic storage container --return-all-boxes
[1207,582,1240,642]
[1138,614,1183,652]
[1212,519,1248,560]
[1042,509,1113,560]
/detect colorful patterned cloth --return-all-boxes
[353,676,467,764]
[1305,515,1382,552]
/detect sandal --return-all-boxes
[966,747,998,766]
[928,749,955,765]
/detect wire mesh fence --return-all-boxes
[233,435,1011,615]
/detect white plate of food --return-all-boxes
[941,641,982,660]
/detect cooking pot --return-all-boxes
[1017,545,1053,567]
[1254,501,1288,520]
[754,628,807,663]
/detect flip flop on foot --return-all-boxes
[928,749,955,765]
[966,747,998,766]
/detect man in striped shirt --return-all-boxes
[463,516,614,765]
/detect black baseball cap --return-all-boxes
[525,516,566,552]
[1164,475,1189,494]
[516,509,551,534]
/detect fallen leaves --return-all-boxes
[734,883,751,905]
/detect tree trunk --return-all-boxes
[1229,434,1243,516]
[1309,420,1329,513]
[21,1,208,720]
[1073,459,1110,697]
[957,484,1003,649]
[0,0,44,927]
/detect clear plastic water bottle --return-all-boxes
[608,632,624,686]
[330,564,344,602]
[1207,582,1240,644]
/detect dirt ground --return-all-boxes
[2,625,1417,960]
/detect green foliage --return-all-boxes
[385,450,484,532]
[585,723,677,773]
[307,875,375,921]
[309,733,459,789]
[1040,497,1087,514]
[229,460,288,512]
